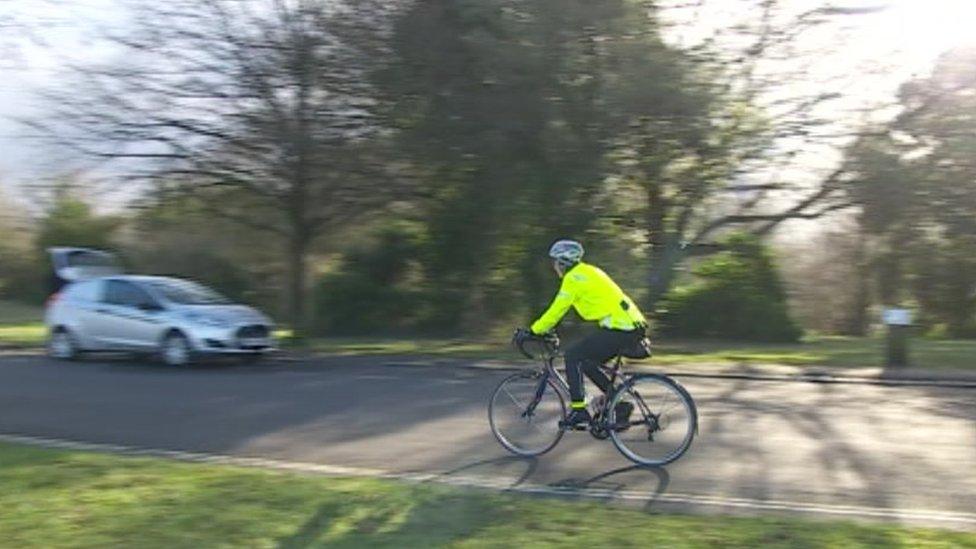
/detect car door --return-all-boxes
[95,280,165,350]
[63,280,108,348]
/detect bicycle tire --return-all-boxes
[608,373,697,466]
[489,370,567,457]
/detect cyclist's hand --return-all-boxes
[512,328,558,346]
[512,327,534,345]
[541,330,559,347]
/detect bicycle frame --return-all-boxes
[525,344,629,422]
[521,338,690,433]
[501,332,699,464]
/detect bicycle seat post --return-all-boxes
[599,355,622,387]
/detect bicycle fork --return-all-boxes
[521,371,551,419]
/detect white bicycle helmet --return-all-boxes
[548,239,584,267]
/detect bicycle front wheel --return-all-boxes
[488,371,566,457]
[608,374,697,466]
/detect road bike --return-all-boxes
[488,331,698,466]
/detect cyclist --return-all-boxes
[516,239,647,429]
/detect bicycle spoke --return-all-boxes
[524,415,547,433]
[654,394,678,420]
[638,388,678,424]
[502,387,528,412]
[490,372,565,457]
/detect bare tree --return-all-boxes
[28,0,403,335]
[610,0,892,308]
[779,220,870,335]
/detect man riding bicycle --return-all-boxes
[516,239,648,429]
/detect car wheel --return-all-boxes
[48,328,79,361]
[161,332,193,367]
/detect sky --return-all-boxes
[659,0,976,173]
[0,0,127,209]
[1,0,975,213]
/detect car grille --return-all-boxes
[238,325,269,339]
[236,325,270,349]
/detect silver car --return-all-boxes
[45,248,275,366]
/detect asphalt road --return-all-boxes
[1,352,974,529]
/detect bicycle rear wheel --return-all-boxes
[489,370,566,457]
[608,374,697,466]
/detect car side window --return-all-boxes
[103,280,154,308]
[65,280,100,302]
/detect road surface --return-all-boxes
[0,352,973,529]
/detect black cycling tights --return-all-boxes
[564,328,640,404]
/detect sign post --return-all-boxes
[882,308,912,368]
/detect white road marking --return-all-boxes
[2,432,974,527]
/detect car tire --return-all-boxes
[48,328,80,361]
[160,332,193,367]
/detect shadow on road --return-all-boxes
[69,351,282,372]
[550,463,671,502]
[438,456,539,487]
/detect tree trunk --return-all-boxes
[841,230,870,336]
[876,234,902,307]
[288,235,309,340]
[646,242,681,313]
[645,182,676,313]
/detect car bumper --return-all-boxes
[184,325,276,354]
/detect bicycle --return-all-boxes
[488,331,698,466]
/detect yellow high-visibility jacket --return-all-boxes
[531,262,646,334]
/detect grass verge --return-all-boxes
[0,323,45,347]
[651,336,976,370]
[0,300,43,324]
[290,335,976,370]
[0,441,973,548]
[0,301,45,347]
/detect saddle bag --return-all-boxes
[620,328,653,359]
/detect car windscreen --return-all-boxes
[147,280,231,305]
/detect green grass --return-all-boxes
[0,300,44,347]
[0,324,46,347]
[0,442,972,548]
[290,334,976,370]
[651,336,976,370]
[0,300,42,324]
[296,337,503,359]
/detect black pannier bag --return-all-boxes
[620,326,653,359]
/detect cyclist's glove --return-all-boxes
[512,327,534,345]
[513,327,558,345]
